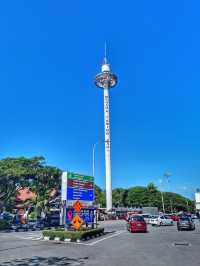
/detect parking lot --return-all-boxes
[0,220,200,266]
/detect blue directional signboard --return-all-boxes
[67,187,93,201]
[62,172,94,206]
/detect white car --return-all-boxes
[149,215,173,226]
[141,214,151,224]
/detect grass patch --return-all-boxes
[42,228,104,241]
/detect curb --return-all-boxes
[42,231,105,243]
[42,237,81,243]
[0,226,61,233]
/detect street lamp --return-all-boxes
[159,172,172,214]
[92,140,108,179]
[158,187,165,214]
[182,186,193,213]
[92,141,102,179]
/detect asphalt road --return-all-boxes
[0,220,200,266]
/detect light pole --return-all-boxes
[92,140,103,179]
[160,189,165,214]
[159,172,172,214]
[186,199,189,213]
[182,186,192,213]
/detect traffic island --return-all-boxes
[42,228,104,243]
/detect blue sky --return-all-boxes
[0,1,199,198]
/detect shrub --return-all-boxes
[28,211,37,220]
[42,228,104,241]
[0,220,9,230]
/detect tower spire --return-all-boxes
[104,42,108,64]
[102,42,110,73]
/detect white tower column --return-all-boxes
[95,49,117,212]
[103,87,112,211]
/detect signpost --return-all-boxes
[61,172,95,229]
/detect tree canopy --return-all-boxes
[0,156,61,211]
[0,156,195,214]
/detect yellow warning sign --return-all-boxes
[73,200,83,213]
[71,214,84,230]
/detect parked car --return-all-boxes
[11,219,45,231]
[149,215,173,226]
[13,223,29,232]
[127,215,147,233]
[170,214,180,222]
[45,210,60,227]
[191,214,198,219]
[177,217,195,231]
[27,220,37,230]
[141,214,151,224]
[0,212,14,225]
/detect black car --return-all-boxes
[177,217,195,231]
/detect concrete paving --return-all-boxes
[0,220,200,265]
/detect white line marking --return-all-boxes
[29,231,126,245]
[32,237,43,241]
[88,230,125,246]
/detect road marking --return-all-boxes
[172,242,191,247]
[18,236,41,240]
[87,230,125,246]
[10,233,42,240]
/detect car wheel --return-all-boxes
[177,227,181,231]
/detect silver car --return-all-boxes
[177,217,195,231]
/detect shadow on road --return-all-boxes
[0,256,88,265]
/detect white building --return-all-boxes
[195,189,200,211]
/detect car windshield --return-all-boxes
[142,215,150,218]
[180,217,190,221]
[130,216,144,222]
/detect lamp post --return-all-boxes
[182,186,191,213]
[159,172,172,214]
[92,141,102,179]
[92,140,109,178]
[186,199,189,213]
[160,190,165,214]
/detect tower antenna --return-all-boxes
[104,42,108,64]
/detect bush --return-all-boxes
[28,211,37,220]
[0,219,10,230]
[42,228,104,241]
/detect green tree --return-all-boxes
[0,156,62,213]
[0,156,35,210]
[147,183,158,193]
[112,188,126,207]
[94,185,106,207]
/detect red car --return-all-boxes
[170,215,180,222]
[127,215,147,233]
